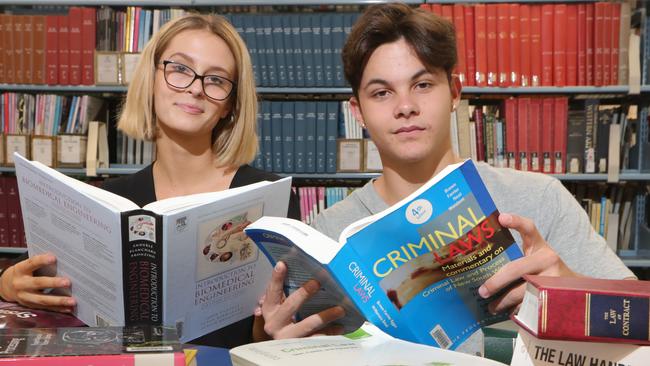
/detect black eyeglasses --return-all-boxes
[161,60,236,101]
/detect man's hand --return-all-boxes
[478,213,578,314]
[0,253,76,313]
[257,261,345,340]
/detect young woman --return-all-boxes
[0,13,299,348]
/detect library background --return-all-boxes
[0,0,648,280]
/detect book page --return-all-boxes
[15,154,129,326]
[159,178,292,342]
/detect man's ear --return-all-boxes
[349,96,366,129]
[450,75,462,111]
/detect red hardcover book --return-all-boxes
[504,98,518,169]
[68,7,82,85]
[486,4,498,86]
[81,7,96,85]
[565,5,578,86]
[464,5,476,87]
[13,15,24,84]
[528,99,541,172]
[496,3,510,87]
[0,178,7,246]
[32,16,46,85]
[553,4,567,87]
[519,5,531,87]
[453,4,467,85]
[3,16,14,83]
[418,4,431,12]
[540,4,554,86]
[541,98,554,173]
[6,178,20,247]
[517,98,530,171]
[586,3,595,85]
[577,4,587,85]
[441,5,453,23]
[22,16,34,85]
[508,3,520,86]
[45,15,58,85]
[594,2,605,86]
[473,108,485,162]
[57,14,70,85]
[0,325,185,365]
[474,4,488,86]
[513,275,650,345]
[602,2,612,85]
[610,2,620,86]
[530,5,542,87]
[0,15,4,83]
[431,4,443,16]
[553,97,568,174]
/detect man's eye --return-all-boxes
[372,90,389,98]
[415,81,432,89]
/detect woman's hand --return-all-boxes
[0,253,76,313]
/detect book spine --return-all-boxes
[121,210,163,326]
[315,103,327,173]
[541,98,554,173]
[271,102,283,173]
[23,16,34,85]
[81,7,96,85]
[294,103,306,173]
[68,7,82,85]
[281,102,294,173]
[540,4,554,86]
[474,4,487,86]
[464,6,476,87]
[325,101,338,173]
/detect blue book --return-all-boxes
[305,102,317,173]
[282,102,295,173]
[271,102,283,172]
[315,102,327,173]
[282,14,295,87]
[311,14,324,86]
[254,15,268,86]
[321,14,334,87]
[300,15,314,87]
[263,15,277,86]
[294,103,307,173]
[271,15,287,87]
[261,101,273,171]
[291,15,304,87]
[243,15,259,85]
[331,15,345,87]
[325,101,339,173]
[245,159,524,350]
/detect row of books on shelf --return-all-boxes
[296,186,353,225]
[452,97,649,176]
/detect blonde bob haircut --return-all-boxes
[117,13,258,167]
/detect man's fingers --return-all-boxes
[479,256,546,298]
[16,291,76,309]
[274,279,321,322]
[264,262,287,309]
[487,283,526,315]
[14,253,56,275]
[278,306,346,339]
[498,214,544,255]
[310,324,345,337]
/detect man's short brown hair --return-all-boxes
[342,3,457,97]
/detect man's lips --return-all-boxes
[395,125,425,134]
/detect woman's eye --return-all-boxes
[173,64,191,73]
[205,76,224,85]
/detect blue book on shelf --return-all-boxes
[282,14,295,87]
[291,15,304,87]
[271,15,287,87]
[261,101,273,171]
[294,103,307,173]
[282,102,295,173]
[316,103,327,173]
[271,102,283,173]
[300,15,314,87]
[245,159,524,351]
[263,15,277,87]
[331,15,345,87]
[254,15,268,87]
[305,102,317,173]
[254,101,264,170]
[326,101,339,173]
[311,14,324,87]
[243,15,259,85]
[321,14,334,87]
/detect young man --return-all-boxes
[258,3,635,347]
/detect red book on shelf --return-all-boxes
[513,275,650,345]
[519,4,531,87]
[68,7,82,85]
[0,178,7,246]
[473,108,486,162]
[81,7,96,85]
[496,3,510,87]
[453,4,467,85]
[13,15,24,84]
[565,5,578,86]
[486,4,498,86]
[6,177,20,247]
[577,4,587,85]
[594,2,605,86]
[553,4,567,87]
[0,15,4,83]
[586,3,595,85]
[528,98,541,172]
[57,14,70,85]
[540,4,554,86]
[517,98,530,171]
[464,5,476,87]
[610,2,620,86]
[508,3,520,87]
[418,4,431,12]
[504,98,518,169]
[602,2,612,85]
[441,5,453,23]
[431,4,442,16]
[530,5,542,86]
[3,15,14,83]
[541,98,554,173]
[32,15,46,85]
[474,4,488,86]
[45,15,58,85]
[553,97,568,174]
[22,16,34,84]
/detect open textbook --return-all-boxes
[14,153,291,342]
[230,322,507,366]
[245,159,523,350]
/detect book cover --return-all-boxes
[0,325,184,365]
[0,301,85,329]
[245,160,523,350]
[14,153,292,342]
[514,275,650,345]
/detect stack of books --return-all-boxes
[510,275,650,365]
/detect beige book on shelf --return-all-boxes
[456,99,472,159]
[607,123,621,183]
[85,121,108,177]
[628,32,640,94]
[618,2,631,85]
[5,134,30,166]
[31,135,56,168]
